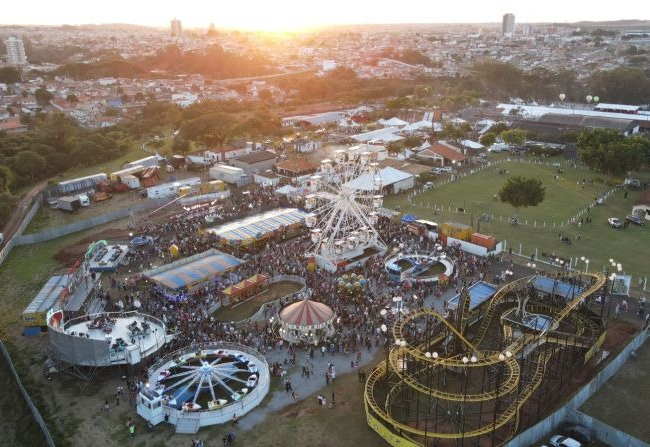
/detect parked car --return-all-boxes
[434,166,454,174]
[549,435,582,447]
[626,214,645,226]
[607,217,622,228]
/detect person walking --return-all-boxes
[232,413,239,427]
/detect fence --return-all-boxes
[0,340,55,446]
[16,199,167,246]
[505,329,649,447]
[0,193,41,263]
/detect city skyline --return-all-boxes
[1,0,648,31]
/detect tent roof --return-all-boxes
[279,299,334,327]
[144,250,241,290]
[381,117,409,127]
[461,139,484,149]
[344,167,414,191]
[400,214,418,223]
[205,208,306,244]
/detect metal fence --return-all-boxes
[0,339,55,446]
[16,199,166,246]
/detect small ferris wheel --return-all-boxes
[305,148,387,272]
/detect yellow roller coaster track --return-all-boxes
[365,344,554,440]
[387,347,520,402]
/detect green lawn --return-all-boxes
[386,159,650,283]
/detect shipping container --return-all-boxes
[123,155,162,170]
[57,173,107,194]
[120,174,141,189]
[110,166,145,182]
[209,164,246,185]
[146,177,201,200]
[441,222,473,241]
[57,196,81,212]
[470,233,496,250]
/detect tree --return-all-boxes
[0,67,21,84]
[0,165,16,193]
[13,151,47,182]
[34,88,53,106]
[498,176,545,216]
[257,89,273,102]
[172,136,191,154]
[66,94,79,104]
[500,129,527,147]
[479,132,496,148]
[442,122,471,143]
[577,129,648,176]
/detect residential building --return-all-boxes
[171,18,183,37]
[502,13,515,37]
[4,37,27,65]
[230,150,277,174]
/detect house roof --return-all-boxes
[0,118,26,131]
[233,150,277,165]
[275,158,318,174]
[420,142,466,162]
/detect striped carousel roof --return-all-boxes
[279,299,334,328]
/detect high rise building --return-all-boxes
[4,36,27,66]
[171,18,183,37]
[502,13,515,37]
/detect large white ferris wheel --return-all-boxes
[305,149,387,272]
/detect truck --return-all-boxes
[77,194,90,207]
[57,196,81,212]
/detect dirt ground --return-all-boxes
[53,228,133,268]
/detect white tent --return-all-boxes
[352,127,404,143]
[379,117,409,127]
[345,167,414,193]
[461,140,484,150]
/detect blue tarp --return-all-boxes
[448,281,498,310]
[533,276,583,300]
[400,214,418,223]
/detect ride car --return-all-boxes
[607,217,622,228]
[549,435,582,447]
[626,214,645,226]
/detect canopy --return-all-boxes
[222,274,269,297]
[448,281,497,311]
[344,167,413,191]
[144,249,241,291]
[205,208,306,246]
[400,214,418,223]
[532,276,584,300]
[279,299,335,329]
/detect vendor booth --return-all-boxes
[220,274,269,306]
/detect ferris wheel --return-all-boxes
[305,148,387,272]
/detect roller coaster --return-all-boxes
[364,272,607,446]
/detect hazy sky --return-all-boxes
[2,0,648,31]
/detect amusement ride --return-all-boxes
[305,148,387,272]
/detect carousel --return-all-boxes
[277,299,336,345]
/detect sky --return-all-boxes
[2,0,649,31]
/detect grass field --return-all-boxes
[385,159,650,282]
[213,281,304,322]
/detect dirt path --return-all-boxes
[1,181,47,245]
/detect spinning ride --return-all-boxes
[139,343,270,432]
[305,149,387,272]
